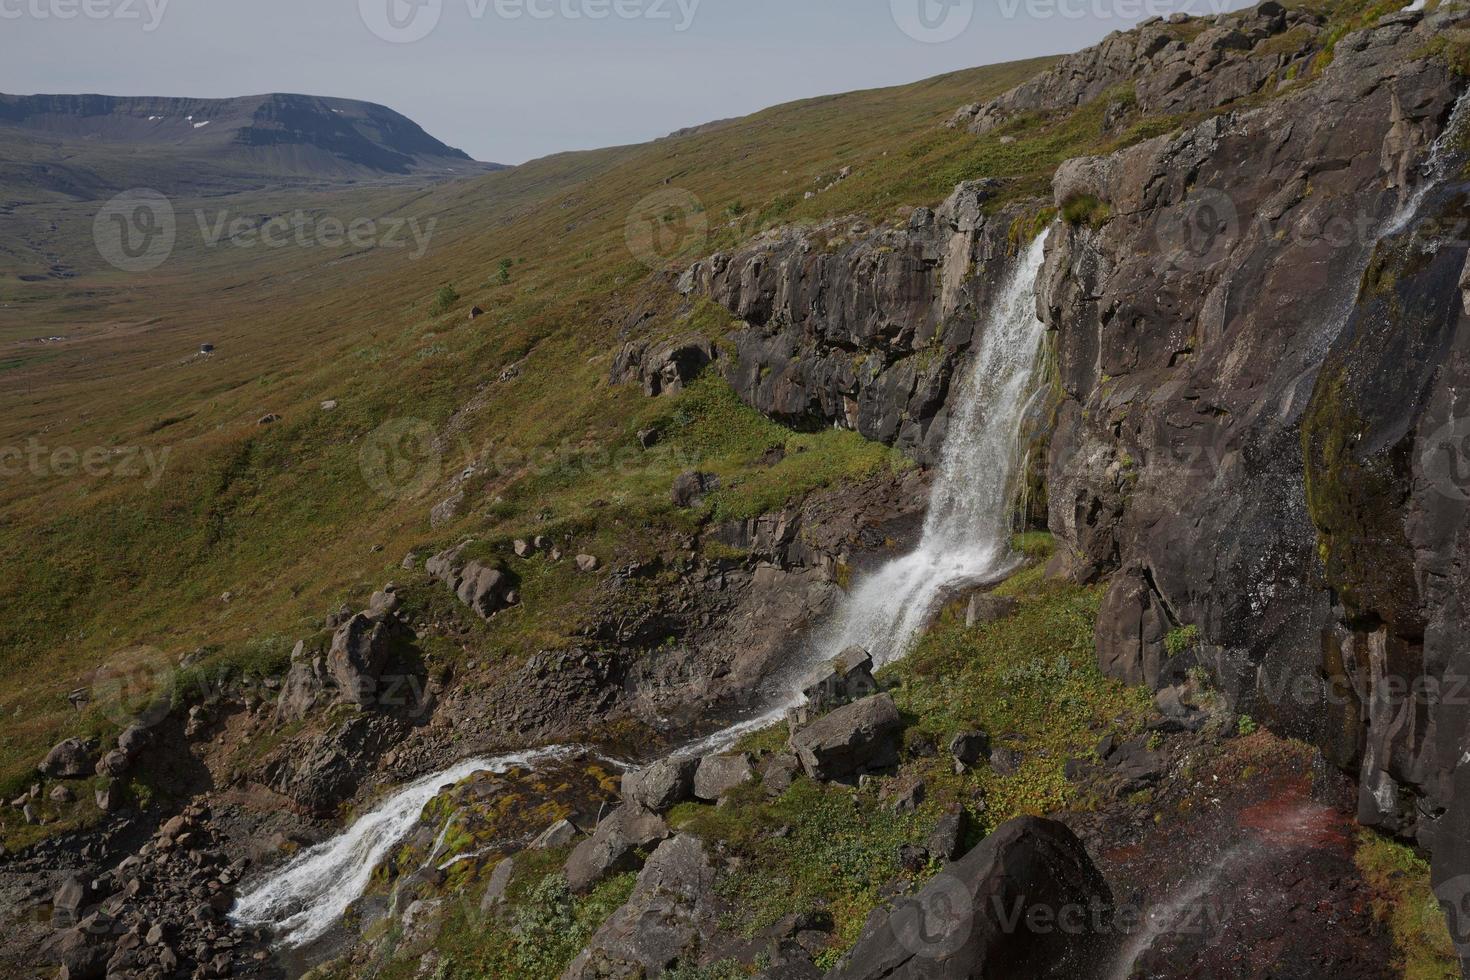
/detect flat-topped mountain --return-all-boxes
[0,92,502,198]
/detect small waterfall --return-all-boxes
[819,230,1050,672]
[1382,86,1470,238]
[233,229,1055,947]
[231,745,589,948]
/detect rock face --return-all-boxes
[828,817,1113,980]
[789,694,902,782]
[994,0,1470,949]
[950,2,1314,136]
[564,834,723,978]
[684,183,1039,465]
[611,336,717,396]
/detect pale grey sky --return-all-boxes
[0,0,1249,164]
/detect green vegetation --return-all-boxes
[1060,193,1111,229]
[1165,624,1201,657]
[1355,831,1460,979]
[430,284,461,315]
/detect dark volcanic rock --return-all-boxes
[789,694,902,782]
[611,335,716,396]
[565,834,723,978]
[564,804,671,893]
[827,817,1112,980]
[685,183,1039,465]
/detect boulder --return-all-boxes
[575,554,600,573]
[531,819,578,850]
[564,805,670,893]
[949,731,992,768]
[789,694,902,782]
[693,754,754,802]
[564,835,722,979]
[429,491,465,528]
[828,817,1112,979]
[671,471,719,508]
[480,857,515,913]
[761,753,802,797]
[621,757,699,812]
[926,805,970,862]
[53,875,91,927]
[327,614,398,705]
[39,738,96,779]
[56,927,108,980]
[966,593,1019,627]
[455,560,513,619]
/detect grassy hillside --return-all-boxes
[0,54,1075,801]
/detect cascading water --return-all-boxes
[231,745,590,948]
[233,230,1054,949]
[677,229,1052,757]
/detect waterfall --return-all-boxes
[233,229,1054,948]
[231,745,591,948]
[819,230,1050,672]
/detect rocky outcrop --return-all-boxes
[426,541,517,620]
[828,817,1113,979]
[1018,0,1470,950]
[684,183,1040,464]
[611,336,716,396]
[949,2,1317,136]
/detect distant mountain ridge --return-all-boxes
[0,92,503,198]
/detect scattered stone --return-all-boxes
[789,694,902,782]
[926,805,970,862]
[320,399,338,412]
[39,738,96,779]
[898,843,929,873]
[514,538,536,558]
[564,805,671,893]
[693,754,754,802]
[430,491,466,529]
[257,413,281,426]
[531,819,579,850]
[889,779,925,815]
[622,757,699,812]
[50,784,75,803]
[637,428,660,449]
[966,593,1019,627]
[671,470,719,508]
[989,746,1023,777]
[575,554,600,573]
[949,731,992,769]
[468,306,485,320]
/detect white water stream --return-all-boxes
[233,231,1053,949]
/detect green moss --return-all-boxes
[1355,831,1459,979]
[1165,625,1201,658]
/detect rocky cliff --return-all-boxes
[692,0,1470,963]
